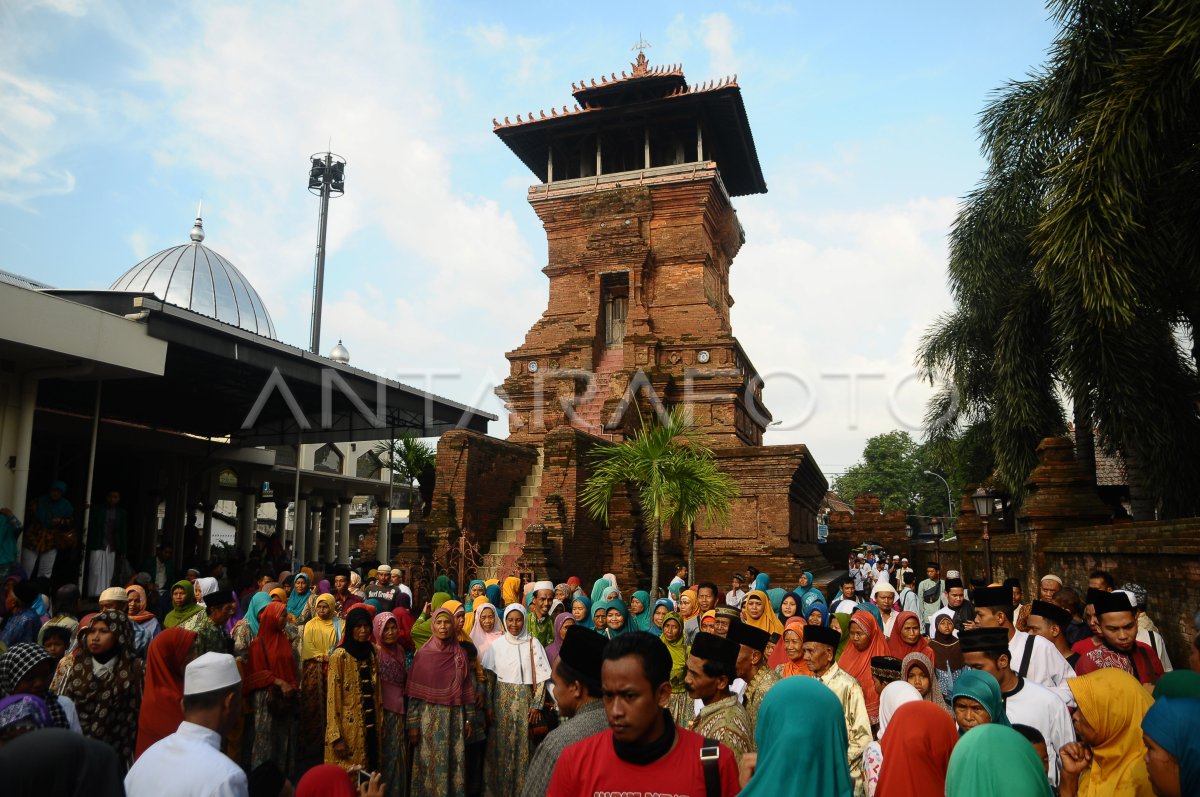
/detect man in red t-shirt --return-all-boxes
[547,631,742,796]
[1072,590,1163,686]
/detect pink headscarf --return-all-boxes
[372,612,407,714]
[406,607,475,706]
[468,602,503,655]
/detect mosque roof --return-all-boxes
[109,213,277,338]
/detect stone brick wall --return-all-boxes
[824,494,913,566]
[422,429,538,554]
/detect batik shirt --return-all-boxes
[690,694,754,764]
[743,665,781,732]
[817,663,872,796]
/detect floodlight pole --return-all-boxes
[308,151,346,355]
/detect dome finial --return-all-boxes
[190,200,205,243]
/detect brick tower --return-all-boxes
[410,51,828,589]
[493,51,770,448]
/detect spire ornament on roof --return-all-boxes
[631,34,653,76]
[190,200,205,243]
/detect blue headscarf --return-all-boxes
[854,600,883,629]
[753,573,770,591]
[286,573,311,619]
[604,599,630,638]
[649,598,673,637]
[1142,697,1200,796]
[244,591,273,636]
[629,590,653,632]
[951,670,1010,729]
[485,584,502,608]
[571,595,593,629]
[739,674,853,797]
[806,601,830,628]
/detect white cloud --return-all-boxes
[700,13,738,78]
[0,70,84,207]
[466,22,546,83]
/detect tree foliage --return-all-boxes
[918,0,1200,515]
[832,431,963,523]
[580,407,738,590]
[371,434,436,507]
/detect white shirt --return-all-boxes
[1007,629,1076,706]
[895,588,918,614]
[125,721,248,797]
[832,598,859,615]
[1137,628,1173,672]
[1003,676,1074,787]
[879,611,898,639]
[726,588,746,608]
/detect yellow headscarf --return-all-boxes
[1068,668,1155,797]
[441,599,471,643]
[485,578,499,588]
[678,589,699,621]
[743,589,784,635]
[501,576,521,607]
[301,594,340,660]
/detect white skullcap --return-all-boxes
[377,564,392,573]
[1039,574,1063,585]
[99,587,129,603]
[533,580,554,593]
[946,570,961,580]
[184,652,242,695]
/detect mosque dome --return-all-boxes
[329,340,350,363]
[110,212,277,338]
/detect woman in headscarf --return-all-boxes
[317,579,332,596]
[406,605,476,797]
[603,598,631,638]
[950,669,1009,735]
[678,588,701,640]
[901,651,949,713]
[480,603,551,796]
[244,601,298,770]
[772,617,811,678]
[432,574,455,600]
[602,572,619,595]
[0,579,43,647]
[628,590,652,632]
[0,642,76,730]
[886,611,933,661]
[589,577,611,605]
[469,602,503,656]
[193,576,220,607]
[945,723,1053,797]
[544,613,575,665]
[700,610,717,633]
[794,571,819,605]
[501,576,521,607]
[777,591,802,625]
[325,608,382,776]
[484,583,503,610]
[1060,668,1154,797]
[742,589,785,637]
[1142,696,1200,797]
[348,570,367,600]
[464,580,486,611]
[298,593,342,769]
[875,701,960,797]
[838,610,888,725]
[295,764,361,797]
[410,591,452,650]
[233,591,273,659]
[832,613,853,660]
[928,606,965,697]
[1152,669,1200,700]
[592,600,608,633]
[649,598,672,636]
[287,572,317,624]
[862,681,923,795]
[806,600,831,628]
[659,610,692,727]
[570,595,593,629]
[124,584,161,642]
[373,611,408,797]
[752,572,770,592]
[51,610,142,769]
[133,626,198,759]
[162,579,203,630]
[738,673,853,797]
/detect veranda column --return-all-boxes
[338,499,352,565]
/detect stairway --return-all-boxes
[570,348,624,436]
[477,447,544,580]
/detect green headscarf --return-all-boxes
[833,613,852,660]
[432,575,455,599]
[604,598,631,639]
[1152,669,1200,700]
[590,578,611,604]
[739,676,853,797]
[629,590,653,631]
[950,670,1010,728]
[659,611,688,692]
[163,579,203,629]
[410,591,451,649]
[945,723,1052,797]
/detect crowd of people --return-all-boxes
[1,549,1198,796]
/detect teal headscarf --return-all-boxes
[592,600,609,631]
[649,598,673,637]
[590,578,611,604]
[1142,697,1200,796]
[629,590,652,631]
[739,674,853,797]
[801,591,826,615]
[571,595,593,629]
[753,573,770,591]
[950,670,1010,728]
[286,574,311,619]
[604,599,631,638]
[945,723,1052,797]
[464,580,486,611]
[245,592,272,636]
[1152,670,1200,700]
[766,588,786,615]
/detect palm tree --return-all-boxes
[580,407,738,591]
[371,434,435,514]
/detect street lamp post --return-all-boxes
[930,516,943,568]
[924,470,954,535]
[972,487,994,583]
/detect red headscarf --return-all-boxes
[406,607,475,706]
[296,764,356,797]
[886,611,934,661]
[134,627,197,759]
[245,602,297,693]
[389,605,416,653]
[875,701,958,797]
[838,610,888,723]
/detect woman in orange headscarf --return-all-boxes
[837,609,888,725]
[772,617,811,677]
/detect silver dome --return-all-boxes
[110,216,277,338]
[329,340,350,363]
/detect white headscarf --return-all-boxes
[928,606,957,638]
[469,603,503,655]
[480,603,552,685]
[877,680,922,737]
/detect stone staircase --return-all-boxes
[477,447,544,580]
[570,348,624,436]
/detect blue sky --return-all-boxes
[0,1,1057,479]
